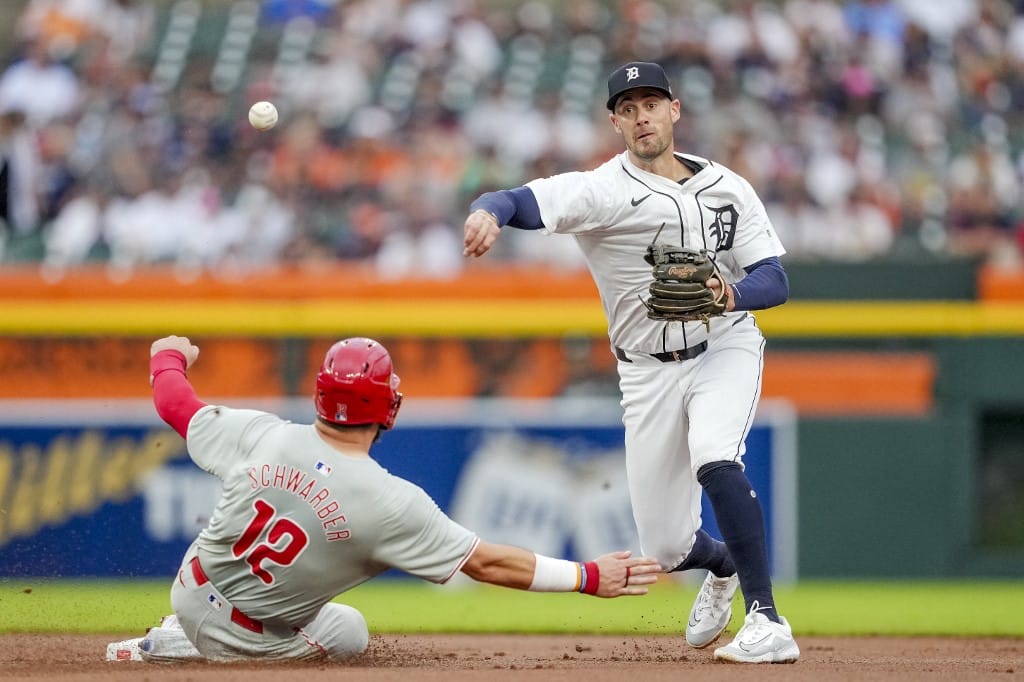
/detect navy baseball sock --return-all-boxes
[672,529,736,578]
[697,461,780,624]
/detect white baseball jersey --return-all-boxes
[183,405,478,627]
[525,150,786,571]
[526,150,785,353]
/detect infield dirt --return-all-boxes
[1,633,1022,681]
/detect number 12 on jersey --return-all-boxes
[232,499,310,584]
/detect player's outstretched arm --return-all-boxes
[150,335,207,439]
[463,187,545,257]
[150,335,200,371]
[462,209,501,257]
[461,541,660,598]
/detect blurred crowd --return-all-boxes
[1,0,1023,280]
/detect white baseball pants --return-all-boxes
[616,315,765,570]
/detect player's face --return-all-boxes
[610,89,680,162]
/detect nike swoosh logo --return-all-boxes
[630,194,651,207]
[738,634,772,652]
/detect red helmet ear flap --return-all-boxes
[315,338,402,429]
[384,386,403,430]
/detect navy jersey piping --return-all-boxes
[619,160,688,353]
[692,174,725,252]
[731,318,765,461]
[618,161,686,246]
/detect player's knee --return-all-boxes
[648,536,698,572]
[694,458,742,485]
[348,609,370,655]
[318,603,369,660]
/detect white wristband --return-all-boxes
[528,553,582,592]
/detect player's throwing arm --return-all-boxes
[463,209,501,257]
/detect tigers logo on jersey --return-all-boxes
[702,202,738,250]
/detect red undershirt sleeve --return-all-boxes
[150,349,208,439]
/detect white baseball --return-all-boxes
[248,101,278,131]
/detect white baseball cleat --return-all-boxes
[685,572,739,648]
[713,601,800,664]
[106,636,144,661]
[159,614,181,629]
[140,626,204,663]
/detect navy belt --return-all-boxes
[615,340,707,363]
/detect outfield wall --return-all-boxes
[0,262,1022,578]
[0,398,797,582]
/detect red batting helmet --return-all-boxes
[315,338,403,429]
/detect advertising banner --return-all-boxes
[0,398,796,580]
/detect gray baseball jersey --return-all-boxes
[525,150,785,352]
[184,405,478,627]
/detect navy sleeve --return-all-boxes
[469,187,545,230]
[730,257,789,311]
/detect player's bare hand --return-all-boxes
[592,551,662,597]
[706,275,735,312]
[150,335,200,369]
[463,209,501,258]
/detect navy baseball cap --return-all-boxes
[606,61,673,110]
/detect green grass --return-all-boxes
[1,578,1022,637]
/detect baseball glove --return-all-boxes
[642,244,728,330]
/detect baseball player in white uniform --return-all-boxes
[462,61,799,664]
[121,335,660,663]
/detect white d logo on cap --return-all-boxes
[626,67,639,81]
